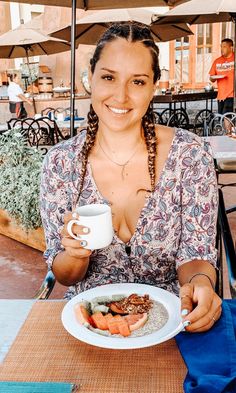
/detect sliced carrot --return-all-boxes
[117,318,131,337]
[107,315,120,334]
[91,312,108,330]
[104,313,113,322]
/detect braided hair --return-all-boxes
[78,22,161,201]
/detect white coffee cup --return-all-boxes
[67,204,113,250]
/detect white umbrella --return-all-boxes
[0,24,71,113]
[51,8,193,44]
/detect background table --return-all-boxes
[0,301,186,393]
[204,136,236,160]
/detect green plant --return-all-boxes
[0,129,43,230]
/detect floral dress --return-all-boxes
[40,128,218,299]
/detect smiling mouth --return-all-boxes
[107,105,131,115]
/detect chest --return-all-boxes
[89,147,171,242]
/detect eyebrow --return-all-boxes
[100,68,150,78]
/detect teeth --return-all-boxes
[108,106,129,114]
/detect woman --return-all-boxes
[40,22,222,332]
[7,73,31,118]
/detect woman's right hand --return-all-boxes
[60,212,92,259]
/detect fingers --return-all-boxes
[179,283,194,317]
[60,211,91,258]
[182,285,222,332]
[62,236,92,258]
[62,212,90,238]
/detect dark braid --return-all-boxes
[77,104,98,201]
[142,102,157,192]
[78,22,160,201]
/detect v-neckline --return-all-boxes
[87,129,178,245]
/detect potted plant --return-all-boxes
[0,129,46,251]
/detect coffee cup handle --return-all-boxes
[67,219,81,240]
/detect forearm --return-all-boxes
[52,250,90,286]
[177,260,217,289]
[18,94,31,104]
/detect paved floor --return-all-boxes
[0,174,235,299]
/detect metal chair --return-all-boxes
[34,270,56,300]
[218,188,236,299]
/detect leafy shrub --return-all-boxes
[0,129,43,230]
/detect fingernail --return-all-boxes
[183,320,191,328]
[72,212,78,219]
[80,240,87,247]
[82,227,89,234]
[181,309,189,317]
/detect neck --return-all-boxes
[97,124,144,155]
[223,52,233,58]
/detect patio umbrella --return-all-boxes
[0,24,71,113]
[3,0,185,136]
[51,8,193,44]
[153,0,236,110]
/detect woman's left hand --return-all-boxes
[180,282,222,332]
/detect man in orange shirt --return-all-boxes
[209,38,234,114]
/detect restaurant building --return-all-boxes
[0,2,235,92]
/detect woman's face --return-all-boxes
[90,38,156,133]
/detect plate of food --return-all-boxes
[61,283,183,349]
[211,75,226,79]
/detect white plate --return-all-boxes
[211,75,225,79]
[61,283,183,350]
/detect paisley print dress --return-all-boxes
[40,128,218,299]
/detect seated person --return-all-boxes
[40,22,222,333]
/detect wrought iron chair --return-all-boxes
[7,117,35,133]
[218,188,236,299]
[26,117,56,155]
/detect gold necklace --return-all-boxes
[98,137,141,180]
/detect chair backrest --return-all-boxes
[27,117,56,155]
[41,107,55,118]
[218,188,236,298]
[7,117,35,132]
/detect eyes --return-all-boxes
[101,74,146,86]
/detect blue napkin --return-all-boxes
[175,300,236,393]
[0,382,78,392]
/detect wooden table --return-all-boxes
[0,300,186,392]
[154,91,217,111]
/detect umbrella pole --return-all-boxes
[70,0,77,138]
[25,47,36,115]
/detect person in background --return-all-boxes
[209,38,234,114]
[7,73,32,118]
[41,22,222,333]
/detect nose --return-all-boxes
[113,82,128,103]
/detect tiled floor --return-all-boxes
[0,174,235,299]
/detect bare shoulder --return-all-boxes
[155,124,175,146]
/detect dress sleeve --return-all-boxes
[40,148,71,269]
[175,140,218,269]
